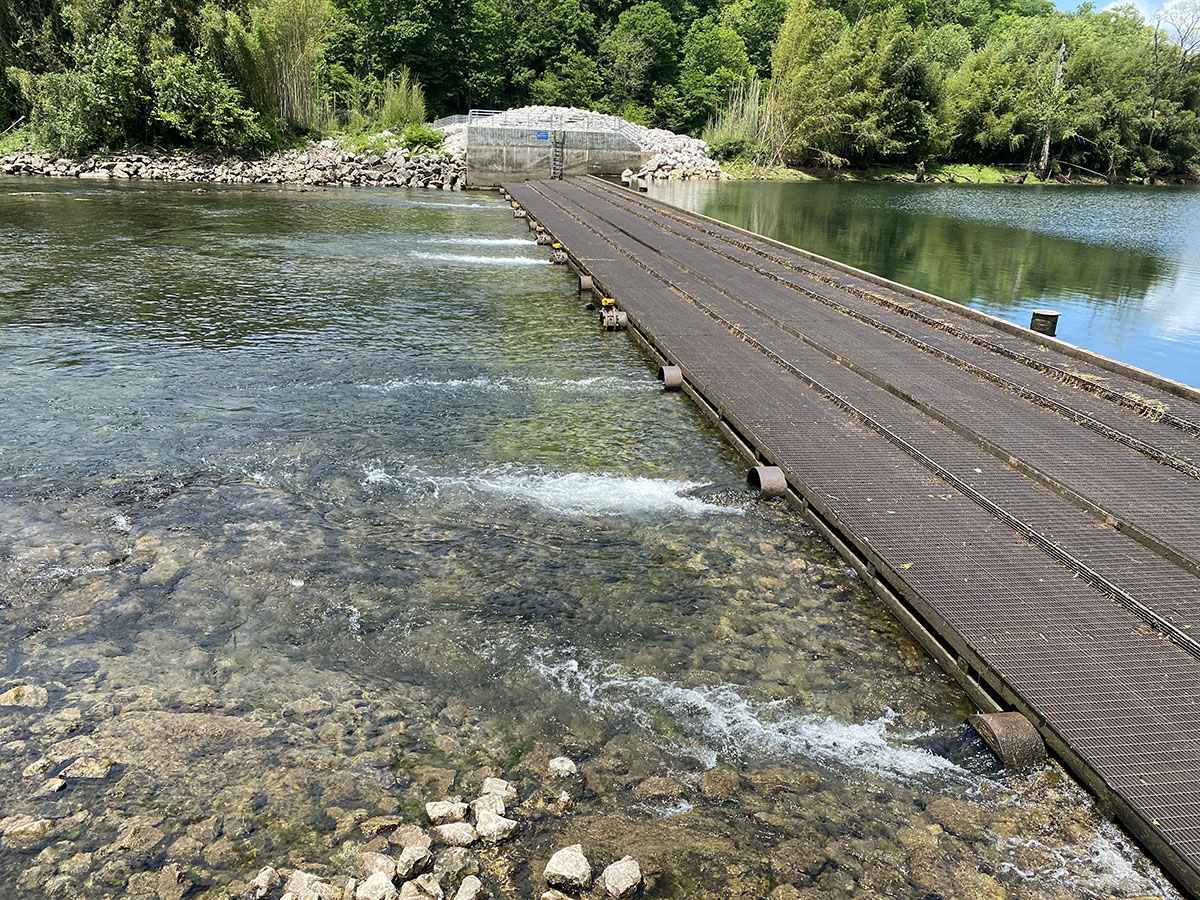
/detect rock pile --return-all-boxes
[0,140,465,190]
[437,106,726,181]
[241,765,644,900]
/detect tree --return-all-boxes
[677,16,752,132]
[601,2,679,107]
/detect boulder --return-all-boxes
[431,823,477,847]
[398,874,443,900]
[544,845,591,891]
[547,757,577,778]
[248,865,280,899]
[599,857,642,899]
[452,876,482,900]
[425,802,468,825]
[469,794,504,818]
[480,777,517,804]
[358,852,397,879]
[0,685,48,707]
[474,810,518,843]
[389,825,433,850]
[356,872,398,900]
[395,845,432,880]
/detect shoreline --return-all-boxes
[723,160,1200,186]
[0,143,467,190]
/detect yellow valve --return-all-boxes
[551,242,562,250]
[600,297,616,308]
[535,225,544,232]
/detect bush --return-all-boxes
[400,122,443,151]
[150,54,268,150]
[13,27,148,155]
[707,134,761,161]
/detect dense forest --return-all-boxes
[1,0,1198,179]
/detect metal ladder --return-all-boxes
[550,113,566,179]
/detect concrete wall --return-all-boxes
[465,124,651,187]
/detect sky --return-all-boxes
[1054,0,1188,21]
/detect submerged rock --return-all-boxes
[432,847,477,884]
[544,844,591,890]
[547,757,577,778]
[61,756,113,779]
[480,777,517,804]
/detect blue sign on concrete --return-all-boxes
[536,131,549,140]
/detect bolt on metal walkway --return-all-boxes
[505,175,1200,897]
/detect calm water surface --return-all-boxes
[650,180,1200,388]
[0,178,1182,899]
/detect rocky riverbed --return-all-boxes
[0,178,1182,900]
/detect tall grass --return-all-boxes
[378,68,426,131]
[702,80,787,168]
[202,0,331,131]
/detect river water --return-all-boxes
[0,178,1184,900]
[650,180,1200,389]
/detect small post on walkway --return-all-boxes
[1029,309,1060,336]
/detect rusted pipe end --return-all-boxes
[536,233,552,245]
[1029,309,1060,336]
[579,274,594,292]
[528,219,539,231]
[514,209,527,219]
[658,365,683,390]
[968,712,1046,770]
[747,466,787,499]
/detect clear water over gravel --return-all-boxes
[0,178,1183,900]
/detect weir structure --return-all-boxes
[464,110,651,187]
[505,176,1200,897]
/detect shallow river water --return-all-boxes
[0,178,1184,900]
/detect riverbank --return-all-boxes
[723,160,1200,186]
[0,142,467,190]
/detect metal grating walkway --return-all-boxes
[505,176,1200,897]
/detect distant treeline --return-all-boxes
[1,0,1198,179]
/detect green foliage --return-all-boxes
[400,121,442,150]
[530,50,604,107]
[149,53,267,149]
[1,0,1197,179]
[201,0,331,131]
[703,79,778,164]
[601,2,680,107]
[378,67,425,130]
[677,17,753,132]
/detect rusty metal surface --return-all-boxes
[504,178,1200,894]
